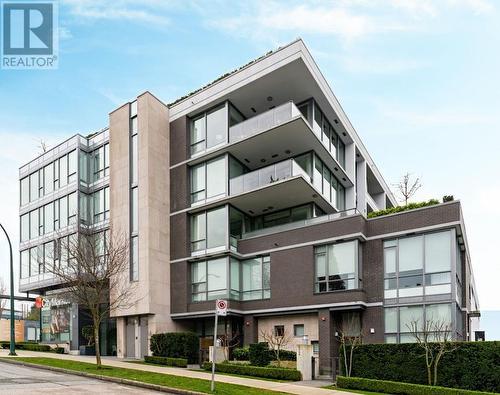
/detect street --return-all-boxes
[0,361,165,394]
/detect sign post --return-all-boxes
[211,299,227,392]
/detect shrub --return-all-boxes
[144,355,187,368]
[278,349,296,361]
[249,342,271,367]
[53,347,65,354]
[342,342,500,393]
[202,362,301,381]
[0,342,51,352]
[443,195,454,202]
[337,376,496,395]
[233,346,249,361]
[149,332,199,364]
[367,199,440,218]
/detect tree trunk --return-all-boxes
[94,322,101,368]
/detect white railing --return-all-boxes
[229,158,310,195]
[229,101,301,143]
[242,208,360,239]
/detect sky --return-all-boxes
[0,0,498,337]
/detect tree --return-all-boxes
[393,172,422,206]
[407,318,457,386]
[0,277,6,319]
[218,322,241,362]
[260,327,293,367]
[337,313,363,377]
[46,231,138,368]
[26,304,40,321]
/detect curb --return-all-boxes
[0,357,205,395]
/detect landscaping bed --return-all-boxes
[144,355,187,368]
[202,362,301,381]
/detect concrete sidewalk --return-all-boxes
[0,349,346,395]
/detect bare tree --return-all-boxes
[36,139,49,154]
[407,319,457,386]
[260,327,293,367]
[337,313,363,377]
[393,172,422,206]
[0,277,6,319]
[218,324,241,361]
[46,231,138,368]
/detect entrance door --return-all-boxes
[126,318,136,358]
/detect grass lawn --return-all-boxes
[322,385,389,395]
[4,357,289,395]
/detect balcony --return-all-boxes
[19,272,60,293]
[227,158,335,215]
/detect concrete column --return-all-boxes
[116,317,126,358]
[344,143,356,210]
[318,308,333,376]
[242,315,258,346]
[296,344,314,380]
[356,160,367,215]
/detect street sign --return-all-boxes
[215,299,227,316]
[35,297,44,309]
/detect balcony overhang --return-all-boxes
[189,175,335,216]
[187,115,353,188]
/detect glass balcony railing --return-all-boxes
[229,101,301,143]
[229,158,310,195]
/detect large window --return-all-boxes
[190,206,227,252]
[311,154,345,211]
[315,240,358,292]
[20,249,29,278]
[384,230,453,299]
[93,143,109,181]
[191,255,271,302]
[190,156,226,203]
[20,177,29,206]
[190,104,228,155]
[93,187,110,223]
[384,303,454,343]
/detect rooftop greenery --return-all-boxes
[367,199,441,218]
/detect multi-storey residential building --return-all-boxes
[18,39,479,374]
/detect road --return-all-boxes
[0,361,165,394]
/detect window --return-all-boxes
[190,206,227,251]
[294,324,305,337]
[44,163,54,194]
[44,241,54,272]
[384,307,398,333]
[131,187,138,232]
[399,305,424,333]
[29,172,38,202]
[131,134,138,185]
[93,144,109,181]
[59,155,67,187]
[130,236,138,281]
[94,187,109,223]
[21,214,29,242]
[315,240,358,292]
[59,195,68,228]
[274,325,285,337]
[190,104,228,154]
[191,257,228,301]
[241,256,271,300]
[79,151,89,186]
[190,156,226,203]
[20,249,29,278]
[68,150,77,183]
[312,341,319,353]
[68,192,77,225]
[230,258,240,299]
[30,247,38,276]
[44,202,54,233]
[21,177,29,206]
[29,209,38,239]
[425,231,451,273]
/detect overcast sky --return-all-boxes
[0,0,498,335]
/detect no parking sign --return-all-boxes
[215,299,227,316]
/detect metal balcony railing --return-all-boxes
[229,158,310,195]
[229,101,301,143]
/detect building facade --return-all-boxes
[18,39,479,373]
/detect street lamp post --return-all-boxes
[0,223,16,356]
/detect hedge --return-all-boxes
[202,362,302,381]
[341,342,500,393]
[337,376,497,395]
[0,342,51,352]
[233,346,296,361]
[367,199,440,218]
[249,342,271,366]
[150,332,199,364]
[144,355,187,368]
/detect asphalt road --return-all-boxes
[0,361,166,394]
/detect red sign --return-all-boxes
[35,297,44,309]
[216,299,227,316]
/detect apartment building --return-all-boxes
[18,39,479,374]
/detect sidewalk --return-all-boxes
[0,349,348,395]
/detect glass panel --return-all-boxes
[385,335,398,343]
[315,251,326,280]
[294,152,312,177]
[131,236,138,281]
[337,183,345,210]
[44,203,54,233]
[68,150,77,183]
[338,139,346,168]
[191,116,205,154]
[263,256,270,292]
[229,207,245,239]
[229,156,245,179]
[29,209,38,239]
[229,104,245,126]
[191,212,206,251]
[21,214,29,242]
[21,177,29,205]
[206,105,227,149]
[59,196,67,228]
[230,258,240,292]
[191,163,205,202]
[399,236,423,273]
[384,248,397,276]
[59,155,67,187]
[30,247,38,276]
[313,156,323,192]
[206,157,226,198]
[385,308,398,333]
[131,134,138,185]
[68,192,77,225]
[29,172,38,202]
[294,324,305,337]
[242,258,262,299]
[79,151,89,185]
[330,241,356,276]
[20,250,30,278]
[207,258,227,298]
[207,207,227,249]
[44,241,53,272]
[425,231,451,273]
[400,305,424,333]
[426,304,452,327]
[44,163,53,194]
[131,187,138,233]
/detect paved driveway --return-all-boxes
[0,360,164,394]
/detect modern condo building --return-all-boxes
[18,39,480,374]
